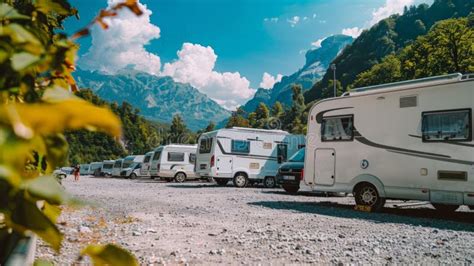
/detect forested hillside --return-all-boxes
[304,0,474,102]
[66,90,165,164]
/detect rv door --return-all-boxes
[314,148,335,186]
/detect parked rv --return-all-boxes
[140,151,154,177]
[102,160,115,176]
[196,127,305,188]
[111,159,123,177]
[277,148,305,194]
[149,144,199,182]
[79,164,90,175]
[120,155,145,179]
[304,73,474,212]
[89,162,103,177]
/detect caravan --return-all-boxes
[149,145,198,182]
[140,151,154,177]
[196,127,305,188]
[304,73,474,212]
[111,159,123,177]
[88,162,103,176]
[120,155,145,178]
[102,160,115,176]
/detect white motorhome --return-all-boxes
[304,73,474,212]
[111,159,123,177]
[102,160,115,176]
[196,127,305,188]
[140,151,154,177]
[88,162,103,176]
[79,164,90,175]
[149,144,198,182]
[120,155,145,178]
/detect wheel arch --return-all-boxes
[174,171,187,178]
[349,174,386,197]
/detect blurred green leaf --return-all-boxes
[11,52,40,71]
[0,3,30,20]
[82,244,139,266]
[9,196,62,251]
[23,176,68,205]
[34,259,54,266]
[35,0,73,16]
[42,202,61,224]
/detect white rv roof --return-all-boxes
[222,127,289,135]
[347,73,465,96]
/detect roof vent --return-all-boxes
[400,95,417,108]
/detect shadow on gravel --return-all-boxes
[166,184,225,189]
[250,200,474,232]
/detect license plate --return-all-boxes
[283,175,295,180]
[200,164,206,170]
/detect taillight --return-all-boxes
[210,155,215,167]
[300,168,304,180]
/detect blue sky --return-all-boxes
[65,0,430,109]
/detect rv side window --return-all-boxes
[422,109,471,142]
[144,155,151,163]
[189,153,196,164]
[168,152,185,162]
[113,161,122,168]
[321,115,354,141]
[199,138,213,154]
[231,140,250,154]
[152,151,161,160]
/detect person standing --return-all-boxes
[74,165,80,181]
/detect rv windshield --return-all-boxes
[152,151,161,161]
[288,148,305,162]
[144,155,151,163]
[103,163,113,169]
[199,138,213,153]
[122,160,133,169]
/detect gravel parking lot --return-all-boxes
[37,176,474,264]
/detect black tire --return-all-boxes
[175,172,186,183]
[150,176,155,179]
[469,205,474,211]
[282,184,299,194]
[130,173,137,180]
[263,176,276,188]
[354,183,385,212]
[233,173,248,188]
[215,178,228,186]
[432,203,459,213]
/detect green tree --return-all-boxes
[284,85,306,134]
[226,107,250,128]
[353,55,402,87]
[271,101,284,118]
[169,114,187,144]
[204,121,216,132]
[254,102,270,128]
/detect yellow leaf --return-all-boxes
[82,244,138,266]
[0,99,122,139]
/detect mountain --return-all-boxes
[304,0,474,102]
[241,34,353,112]
[74,69,231,131]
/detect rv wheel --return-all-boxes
[263,177,276,188]
[233,173,248,188]
[432,204,459,213]
[130,173,137,179]
[175,172,186,183]
[354,183,385,212]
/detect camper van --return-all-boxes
[196,127,305,188]
[102,160,115,176]
[304,73,474,212]
[149,145,198,182]
[111,159,123,177]
[140,151,154,177]
[88,162,103,176]
[79,164,90,175]
[120,155,145,178]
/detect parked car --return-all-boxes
[277,148,305,194]
[101,160,115,176]
[120,162,142,179]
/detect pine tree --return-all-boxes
[271,101,284,118]
[226,107,250,128]
[170,114,187,144]
[254,102,270,128]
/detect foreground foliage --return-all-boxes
[0,0,139,264]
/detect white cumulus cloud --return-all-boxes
[80,0,161,75]
[287,16,300,27]
[342,27,363,38]
[264,17,279,23]
[369,0,415,26]
[162,43,255,110]
[259,72,283,89]
[341,0,416,39]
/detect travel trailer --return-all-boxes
[149,144,199,182]
[140,151,154,177]
[120,155,145,178]
[304,73,474,212]
[88,162,103,176]
[196,127,305,188]
[79,164,90,175]
[111,159,123,177]
[102,160,115,176]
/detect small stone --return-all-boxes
[132,231,142,236]
[373,248,381,255]
[208,233,217,236]
[79,226,92,234]
[209,249,217,255]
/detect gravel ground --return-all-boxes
[37,176,474,264]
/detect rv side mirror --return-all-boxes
[278,156,283,164]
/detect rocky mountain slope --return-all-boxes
[74,69,230,131]
[241,34,353,112]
